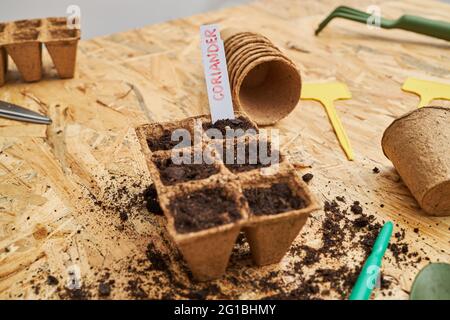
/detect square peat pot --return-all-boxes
[135,117,197,154]
[159,178,249,281]
[147,145,227,191]
[44,28,80,79]
[5,29,42,82]
[218,135,284,175]
[240,169,319,266]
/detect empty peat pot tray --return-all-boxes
[136,112,319,280]
[0,17,80,86]
[382,106,450,216]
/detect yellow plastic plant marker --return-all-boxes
[301,82,354,161]
[402,78,450,108]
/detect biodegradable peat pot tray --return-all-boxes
[0,17,80,86]
[135,112,319,280]
[382,106,450,216]
[0,46,7,86]
[159,178,249,281]
[221,28,302,126]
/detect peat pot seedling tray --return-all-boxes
[135,112,319,280]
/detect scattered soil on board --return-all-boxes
[243,183,306,216]
[60,287,92,300]
[169,187,242,233]
[28,172,424,300]
[147,129,189,151]
[84,173,153,224]
[154,156,219,186]
[126,279,148,299]
[46,275,59,286]
[388,228,424,265]
[98,282,112,297]
[203,116,258,138]
[350,201,363,215]
[262,197,422,300]
[82,173,166,225]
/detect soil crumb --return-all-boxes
[46,275,59,286]
[302,173,314,183]
[350,201,363,215]
[143,184,163,215]
[98,282,112,297]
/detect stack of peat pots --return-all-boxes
[221,28,302,125]
[136,113,319,280]
[382,106,450,216]
[0,17,80,86]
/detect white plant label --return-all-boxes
[200,24,234,123]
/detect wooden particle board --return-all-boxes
[0,0,449,299]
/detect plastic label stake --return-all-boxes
[200,24,234,123]
[301,82,354,161]
[402,78,450,108]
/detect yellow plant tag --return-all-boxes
[301,82,354,161]
[402,78,450,108]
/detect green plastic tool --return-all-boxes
[410,263,450,300]
[349,221,393,300]
[316,6,450,42]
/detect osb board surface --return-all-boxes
[0,0,449,299]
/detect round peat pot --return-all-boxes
[234,56,302,126]
[382,106,450,216]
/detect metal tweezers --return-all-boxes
[0,100,52,125]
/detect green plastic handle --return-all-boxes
[349,221,393,300]
[388,15,450,41]
[315,6,450,42]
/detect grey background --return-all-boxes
[0,0,251,39]
[0,0,448,39]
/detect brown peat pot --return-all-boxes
[382,106,450,216]
[222,28,302,126]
